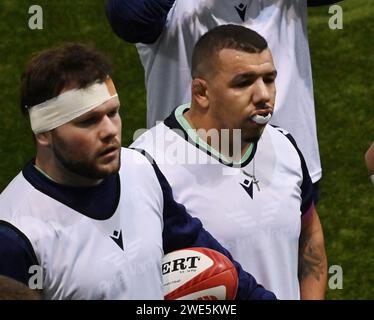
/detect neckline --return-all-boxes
[22,160,121,220]
[171,103,257,167]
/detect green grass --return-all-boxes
[308,0,374,299]
[0,0,373,299]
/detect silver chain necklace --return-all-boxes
[242,158,260,191]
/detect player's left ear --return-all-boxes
[35,131,52,148]
[192,78,209,108]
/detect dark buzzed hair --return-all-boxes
[20,43,112,114]
[191,24,268,79]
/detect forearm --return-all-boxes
[105,0,176,43]
[298,211,327,299]
[365,141,374,175]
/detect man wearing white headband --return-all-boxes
[132,25,328,299]
[0,43,166,299]
[0,43,277,299]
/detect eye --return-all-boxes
[76,117,98,127]
[264,72,277,84]
[264,77,275,84]
[108,109,119,118]
[234,79,254,88]
[78,117,97,127]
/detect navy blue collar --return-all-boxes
[22,160,120,220]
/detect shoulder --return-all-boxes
[121,146,152,164]
[264,125,310,177]
[267,125,303,155]
[0,170,68,249]
[0,169,60,226]
[0,172,36,220]
[120,148,166,223]
[267,124,291,140]
[120,147,164,194]
[131,123,170,147]
[130,122,179,158]
[120,147,158,182]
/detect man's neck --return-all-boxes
[183,108,250,161]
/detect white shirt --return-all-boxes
[136,0,322,183]
[0,148,164,299]
[131,104,315,299]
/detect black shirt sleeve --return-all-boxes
[0,221,39,286]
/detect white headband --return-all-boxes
[28,78,118,134]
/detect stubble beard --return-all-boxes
[52,136,121,181]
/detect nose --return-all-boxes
[99,115,120,142]
[252,78,271,106]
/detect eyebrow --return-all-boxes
[231,70,277,82]
[75,104,120,121]
[265,70,278,78]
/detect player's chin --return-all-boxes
[96,157,121,177]
[243,127,265,143]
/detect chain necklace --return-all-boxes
[242,158,260,191]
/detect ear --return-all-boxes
[191,78,209,108]
[35,131,52,148]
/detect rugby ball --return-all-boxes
[162,247,238,300]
